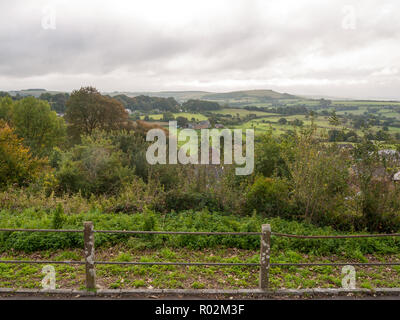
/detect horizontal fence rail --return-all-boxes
[0,223,400,291]
[0,228,261,235]
[271,262,400,266]
[95,261,259,266]
[0,260,86,265]
[0,228,83,233]
[272,232,400,238]
[94,230,262,235]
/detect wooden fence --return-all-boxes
[1,222,400,291]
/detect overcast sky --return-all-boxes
[1,0,400,99]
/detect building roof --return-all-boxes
[379,149,399,157]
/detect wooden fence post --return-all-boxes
[84,221,96,290]
[259,224,271,290]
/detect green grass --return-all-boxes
[210,108,274,117]
[140,114,163,120]
[173,112,208,121]
[232,115,340,136]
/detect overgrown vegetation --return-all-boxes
[2,86,400,237]
[1,209,400,257]
[2,87,400,290]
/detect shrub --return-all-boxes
[12,97,66,156]
[284,126,350,223]
[352,137,400,232]
[52,203,66,229]
[245,176,291,216]
[165,189,222,212]
[254,131,292,178]
[55,133,134,196]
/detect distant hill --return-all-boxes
[106,91,211,102]
[7,89,65,98]
[106,89,298,104]
[4,88,298,102]
[202,89,297,101]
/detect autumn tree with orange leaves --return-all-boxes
[0,121,47,189]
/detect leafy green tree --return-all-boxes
[278,118,287,125]
[329,111,340,126]
[255,131,292,178]
[65,87,129,142]
[353,118,367,129]
[284,126,350,222]
[375,129,390,141]
[116,95,179,112]
[109,130,150,181]
[12,97,66,156]
[40,92,69,114]
[344,130,358,142]
[182,99,221,112]
[0,92,11,98]
[0,96,14,123]
[176,116,189,127]
[289,119,303,127]
[319,98,332,108]
[162,112,175,121]
[328,129,345,142]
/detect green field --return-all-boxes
[137,96,400,138]
[141,112,208,121]
[332,100,400,106]
[210,108,276,118]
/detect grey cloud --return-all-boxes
[0,0,400,99]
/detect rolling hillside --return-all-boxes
[202,89,298,100]
[106,89,298,104]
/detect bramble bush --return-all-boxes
[55,133,134,196]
